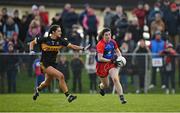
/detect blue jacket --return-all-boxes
[151,39,165,58]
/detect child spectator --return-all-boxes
[85,47,97,94]
[33,57,45,91]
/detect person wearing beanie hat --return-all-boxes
[170,3,177,10]
[32,5,38,11]
[149,30,166,89]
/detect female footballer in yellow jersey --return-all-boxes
[29,25,90,103]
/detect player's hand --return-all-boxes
[111,56,118,65]
[116,56,127,67]
[82,44,91,51]
[29,50,35,55]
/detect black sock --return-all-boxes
[119,95,124,100]
[64,92,70,97]
[37,87,41,92]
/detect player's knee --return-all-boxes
[58,73,65,80]
[112,78,119,84]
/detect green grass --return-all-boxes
[0,94,180,112]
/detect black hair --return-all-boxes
[48,24,60,36]
[97,28,111,41]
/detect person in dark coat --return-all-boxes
[70,52,84,93]
[57,55,70,83]
[132,39,150,93]
[6,42,19,93]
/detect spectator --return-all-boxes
[110,5,127,37]
[61,4,79,36]
[70,52,84,93]
[122,32,136,87]
[26,16,41,52]
[160,43,177,94]
[1,7,8,23]
[166,3,179,47]
[18,15,29,43]
[128,17,143,43]
[149,31,166,89]
[0,11,4,34]
[39,5,49,33]
[132,39,150,93]
[160,0,170,26]
[114,15,129,46]
[3,15,19,40]
[51,13,65,37]
[103,6,114,28]
[61,3,71,22]
[119,42,129,93]
[83,7,99,47]
[147,2,163,25]
[85,47,97,94]
[67,24,82,46]
[28,16,41,38]
[79,4,90,27]
[57,55,70,83]
[144,3,151,26]
[13,9,21,29]
[63,7,79,37]
[26,4,39,28]
[79,4,90,46]
[11,32,24,52]
[132,2,146,29]
[6,42,19,93]
[33,57,45,91]
[123,32,136,53]
[150,12,165,37]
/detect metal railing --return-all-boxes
[0,53,179,94]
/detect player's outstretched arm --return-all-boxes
[68,44,90,51]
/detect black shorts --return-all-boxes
[40,62,57,70]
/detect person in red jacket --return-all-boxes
[132,2,146,29]
[39,5,49,32]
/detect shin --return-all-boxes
[109,68,123,95]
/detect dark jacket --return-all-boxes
[71,57,84,73]
[57,61,70,81]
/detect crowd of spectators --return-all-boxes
[0,0,180,94]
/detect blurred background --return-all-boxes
[0,0,180,95]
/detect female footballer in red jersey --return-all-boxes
[29,25,90,103]
[96,28,127,104]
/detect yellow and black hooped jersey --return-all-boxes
[35,36,70,65]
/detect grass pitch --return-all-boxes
[0,94,180,112]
